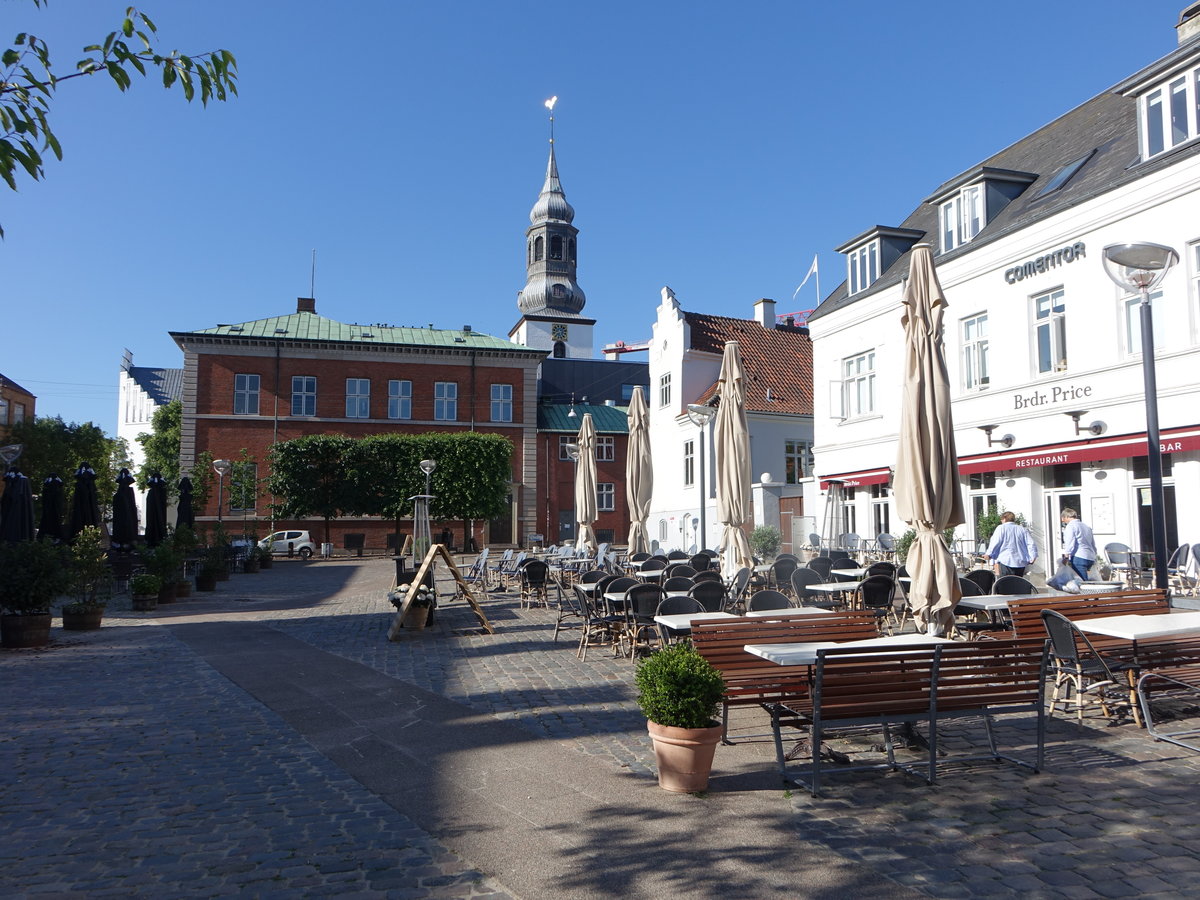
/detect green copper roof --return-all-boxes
[538,403,629,433]
[175,312,539,354]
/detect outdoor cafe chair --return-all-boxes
[693,569,723,583]
[875,532,896,558]
[747,589,793,612]
[1104,542,1136,584]
[807,532,822,552]
[962,568,996,595]
[805,557,833,580]
[666,564,697,579]
[830,558,860,582]
[791,567,839,610]
[725,566,751,611]
[689,553,712,571]
[994,575,1035,595]
[770,557,799,595]
[579,568,607,584]
[867,561,896,578]
[550,571,583,642]
[829,549,852,563]
[575,584,621,661]
[776,553,799,563]
[952,577,1008,637]
[638,559,668,579]
[654,595,705,645]
[667,550,690,561]
[519,559,550,608]
[688,579,726,613]
[624,583,666,659]
[859,574,897,634]
[1041,609,1132,723]
[662,575,695,594]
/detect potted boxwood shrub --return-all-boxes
[62,526,112,631]
[634,642,726,793]
[749,525,783,563]
[0,540,73,647]
[129,574,161,612]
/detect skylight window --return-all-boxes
[1034,150,1095,199]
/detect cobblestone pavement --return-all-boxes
[4,557,1200,898]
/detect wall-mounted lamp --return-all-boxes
[978,425,1014,449]
[1064,410,1106,437]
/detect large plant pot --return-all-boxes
[243,559,259,574]
[131,593,158,612]
[259,556,273,570]
[175,580,192,599]
[195,574,217,592]
[402,605,430,630]
[157,582,177,605]
[62,607,104,631]
[2,613,54,648]
[647,720,722,793]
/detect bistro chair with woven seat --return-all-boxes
[655,595,705,645]
[1041,609,1132,723]
[791,567,839,610]
[875,532,896,558]
[725,566,752,611]
[688,579,726,613]
[859,574,898,634]
[638,558,668,581]
[994,575,1035,595]
[769,557,799,594]
[867,561,897,578]
[662,575,695,594]
[830,557,860,583]
[575,584,621,661]
[962,568,996,595]
[604,576,639,599]
[549,572,584,642]
[666,564,697,579]
[1104,542,1134,584]
[519,559,550,608]
[693,569,723,584]
[623,583,667,659]
[578,568,607,585]
[667,550,690,561]
[953,577,1007,637]
[806,557,833,580]
[747,589,793,612]
[689,553,712,572]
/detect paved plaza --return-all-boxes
[3,558,1200,898]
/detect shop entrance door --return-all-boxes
[1043,490,1081,566]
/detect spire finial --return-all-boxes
[544,95,557,146]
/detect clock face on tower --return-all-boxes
[551,323,569,341]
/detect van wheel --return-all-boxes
[299,547,313,559]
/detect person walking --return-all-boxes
[985,511,1038,577]
[1059,507,1098,581]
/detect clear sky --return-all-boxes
[2,0,1187,429]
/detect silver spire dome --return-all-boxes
[529,145,575,224]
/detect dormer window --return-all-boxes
[940,184,983,252]
[1139,64,1200,159]
[847,241,879,296]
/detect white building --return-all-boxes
[117,350,182,528]
[806,8,1200,575]
[644,288,814,554]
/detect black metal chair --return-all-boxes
[830,558,860,583]
[952,577,1008,637]
[859,574,897,634]
[791,567,838,609]
[519,559,550,608]
[770,557,799,594]
[662,575,695,594]
[867,561,896,578]
[993,575,1035,595]
[667,550,690,561]
[666,564,697,579]
[654,595,705,644]
[575,583,622,661]
[623,583,666,659]
[688,579,726,613]
[578,568,607,584]
[806,557,833,580]
[1041,609,1131,723]
[725,566,751,611]
[747,589,792,612]
[693,569,723,583]
[689,553,712,572]
[963,568,996,595]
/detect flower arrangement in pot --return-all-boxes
[0,539,73,648]
[62,526,112,631]
[634,642,727,792]
[390,581,435,630]
[129,574,161,612]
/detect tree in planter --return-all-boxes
[894,526,958,566]
[186,450,216,522]
[62,526,112,628]
[0,539,72,646]
[267,435,359,548]
[749,525,783,561]
[142,539,183,598]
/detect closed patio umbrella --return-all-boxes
[36,473,66,543]
[175,476,195,531]
[625,386,652,556]
[144,472,169,547]
[574,413,598,553]
[111,468,138,552]
[894,244,964,635]
[714,341,754,577]
[0,467,35,543]
[68,463,102,539]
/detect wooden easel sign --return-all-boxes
[387,543,493,640]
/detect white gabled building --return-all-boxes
[117,350,183,528]
[805,7,1200,576]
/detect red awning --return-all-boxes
[958,426,1200,475]
[820,467,891,490]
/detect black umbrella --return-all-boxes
[68,463,102,539]
[145,472,169,547]
[175,476,195,531]
[111,468,138,551]
[1,467,36,543]
[37,473,66,543]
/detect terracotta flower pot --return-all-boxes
[1,613,53,648]
[62,607,105,631]
[647,720,723,793]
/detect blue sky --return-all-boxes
[2,0,1187,428]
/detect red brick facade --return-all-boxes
[536,430,631,546]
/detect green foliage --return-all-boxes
[634,642,726,729]
[228,448,260,521]
[895,526,958,565]
[171,524,198,557]
[749,525,783,560]
[975,505,1028,546]
[136,399,180,497]
[1,3,237,237]
[189,449,215,515]
[267,434,357,545]
[129,573,161,596]
[7,415,124,513]
[65,525,111,610]
[141,539,182,583]
[0,539,72,613]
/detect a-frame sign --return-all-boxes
[387,543,493,640]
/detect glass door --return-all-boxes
[1043,490,1081,565]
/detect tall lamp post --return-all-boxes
[564,442,579,546]
[1102,241,1178,590]
[412,459,437,563]
[686,403,714,552]
[212,458,232,525]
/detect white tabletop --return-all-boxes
[654,611,736,631]
[955,595,1012,612]
[745,633,954,667]
[576,582,600,594]
[1076,611,1200,641]
[754,564,774,573]
[830,567,870,578]
[639,570,665,581]
[744,607,828,617]
[808,580,863,593]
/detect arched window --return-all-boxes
[527,240,533,265]
[552,341,566,358]
[551,283,566,300]
[534,236,543,261]
[550,235,563,260]
[658,519,668,541]
[569,238,576,263]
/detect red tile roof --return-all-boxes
[685,312,813,415]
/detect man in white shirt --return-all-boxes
[985,511,1038,577]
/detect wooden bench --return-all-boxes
[1004,589,1169,650]
[691,611,878,742]
[769,638,1048,796]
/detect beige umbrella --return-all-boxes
[714,341,754,577]
[574,412,598,553]
[894,244,965,635]
[625,386,652,555]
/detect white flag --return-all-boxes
[792,254,819,300]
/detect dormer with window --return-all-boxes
[925,167,1037,254]
[836,226,924,296]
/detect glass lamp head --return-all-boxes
[564,443,580,461]
[419,459,437,475]
[1102,242,1178,293]
[212,458,232,477]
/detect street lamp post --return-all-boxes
[686,404,714,552]
[412,459,437,563]
[1102,241,1179,591]
[212,458,232,525]
[564,442,579,545]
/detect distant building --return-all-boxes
[0,371,35,440]
[117,350,183,526]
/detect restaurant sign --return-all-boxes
[958,427,1200,475]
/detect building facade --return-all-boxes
[806,10,1200,574]
[0,372,35,439]
[117,351,183,526]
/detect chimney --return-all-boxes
[753,298,776,328]
[1178,2,1200,44]
[297,297,315,314]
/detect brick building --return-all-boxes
[0,372,36,439]
[170,298,545,549]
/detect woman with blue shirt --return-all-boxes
[985,511,1038,577]
[1059,507,1098,580]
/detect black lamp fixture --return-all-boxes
[978,425,1014,449]
[1064,410,1106,437]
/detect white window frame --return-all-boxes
[1139,64,1200,160]
[434,382,458,421]
[559,435,575,460]
[1122,288,1166,357]
[597,482,615,512]
[870,483,890,537]
[961,312,990,392]
[683,439,695,486]
[234,373,260,416]
[595,435,614,461]
[388,380,412,420]
[940,184,983,252]
[291,375,316,417]
[490,383,513,423]
[1033,288,1067,375]
[1189,239,1200,344]
[847,240,879,295]
[0,397,7,425]
[841,350,876,419]
[659,372,671,408]
[345,378,370,418]
[784,440,811,484]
